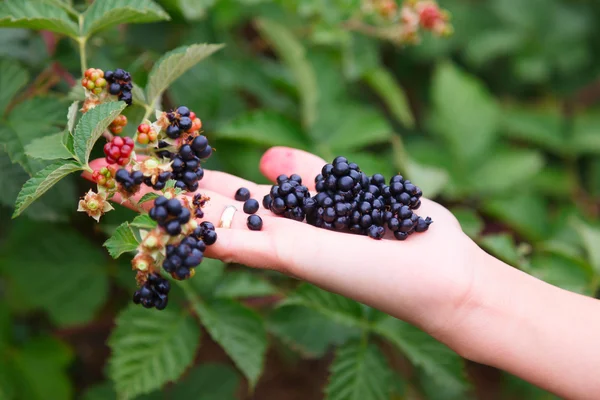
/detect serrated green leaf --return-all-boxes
[364,66,414,128]
[66,101,78,134]
[501,106,564,154]
[189,297,266,388]
[0,222,109,325]
[325,340,393,400]
[525,251,593,296]
[373,316,469,396]
[187,258,226,297]
[81,382,162,400]
[479,233,524,267]
[283,284,365,328]
[146,43,224,110]
[256,18,318,129]
[73,101,126,164]
[268,305,360,358]
[132,83,146,105]
[12,160,81,218]
[430,62,500,164]
[0,59,28,117]
[25,131,73,160]
[482,193,549,241]
[214,271,278,299]
[108,305,200,399]
[104,222,139,259]
[170,364,240,400]
[130,214,157,229]
[217,110,308,149]
[406,158,449,198]
[316,103,393,153]
[0,0,78,37]
[82,0,170,37]
[451,207,483,238]
[137,192,159,205]
[569,218,600,275]
[11,336,74,400]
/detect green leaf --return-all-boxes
[268,305,360,358]
[12,160,82,218]
[256,18,318,129]
[108,305,200,399]
[525,251,593,296]
[469,148,544,194]
[482,193,549,241]
[1,97,66,174]
[363,67,414,128]
[374,316,469,395]
[571,113,600,155]
[430,62,500,164]
[170,364,240,400]
[0,0,78,37]
[73,101,126,165]
[316,103,393,153]
[187,258,226,297]
[406,159,449,199]
[501,106,564,154]
[214,271,278,299]
[146,43,224,110]
[450,207,483,238]
[0,222,109,326]
[190,297,266,388]
[325,340,393,400]
[130,214,158,230]
[217,110,308,149]
[11,336,74,400]
[82,0,170,37]
[137,192,159,205]
[569,218,600,275]
[0,59,28,117]
[283,284,365,328]
[66,101,78,134]
[104,222,139,259]
[25,131,73,160]
[479,233,524,267]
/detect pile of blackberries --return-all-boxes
[266,157,433,240]
[115,168,143,193]
[166,106,193,139]
[163,235,206,280]
[265,174,310,222]
[105,68,133,105]
[149,196,191,236]
[133,273,170,310]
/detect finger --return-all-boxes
[259,147,326,190]
[199,170,272,200]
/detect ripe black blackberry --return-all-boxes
[133,272,170,310]
[105,68,133,105]
[115,168,143,192]
[266,174,310,222]
[143,171,172,191]
[247,215,263,231]
[165,106,194,139]
[162,235,206,280]
[235,187,251,202]
[154,135,212,192]
[193,221,217,245]
[243,199,259,214]
[149,196,191,236]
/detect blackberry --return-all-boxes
[149,197,191,236]
[163,235,206,280]
[235,187,251,201]
[154,135,212,192]
[115,168,143,192]
[266,174,310,222]
[192,193,207,218]
[104,68,133,105]
[247,215,263,231]
[133,273,170,310]
[165,106,195,139]
[193,221,217,245]
[143,171,172,191]
[243,199,259,214]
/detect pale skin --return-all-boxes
[87,146,600,400]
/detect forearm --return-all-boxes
[445,250,600,399]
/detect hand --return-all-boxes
[85,147,482,340]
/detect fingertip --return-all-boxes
[259,147,326,188]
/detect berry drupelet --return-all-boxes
[163,235,206,280]
[149,196,191,236]
[104,136,134,165]
[133,273,170,310]
[155,134,212,192]
[105,68,133,105]
[266,174,310,222]
[165,106,194,139]
[143,171,172,191]
[247,215,263,231]
[115,168,143,193]
[235,187,251,202]
[243,199,259,214]
[193,221,217,245]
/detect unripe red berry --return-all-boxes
[84,68,95,78]
[92,170,101,182]
[148,130,157,141]
[97,175,107,186]
[137,133,149,145]
[138,124,150,134]
[189,111,196,120]
[106,178,116,189]
[86,80,95,90]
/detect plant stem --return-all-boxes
[77,14,87,76]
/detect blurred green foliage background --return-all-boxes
[0,0,599,399]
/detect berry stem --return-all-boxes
[77,15,87,76]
